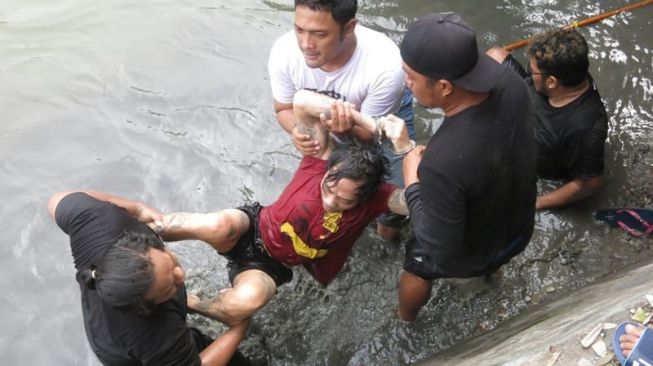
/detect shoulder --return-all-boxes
[495,67,530,101]
[354,25,401,64]
[271,30,296,48]
[361,183,396,214]
[581,78,608,116]
[419,141,470,180]
[377,182,396,200]
[270,30,299,59]
[355,25,398,50]
[557,79,608,132]
[268,30,305,89]
[299,155,328,171]
[50,192,103,230]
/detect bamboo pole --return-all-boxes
[503,0,653,51]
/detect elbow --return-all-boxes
[588,176,603,193]
[292,90,313,110]
[580,176,603,196]
[486,46,510,64]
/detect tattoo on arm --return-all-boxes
[388,189,409,216]
[161,213,189,232]
[192,296,224,321]
[157,212,209,242]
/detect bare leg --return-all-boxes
[155,209,250,253]
[397,271,432,321]
[188,269,277,327]
[377,224,401,242]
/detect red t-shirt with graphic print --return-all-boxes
[258,155,394,286]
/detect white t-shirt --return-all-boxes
[268,25,405,117]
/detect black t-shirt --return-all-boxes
[405,67,537,278]
[501,54,608,180]
[55,193,207,366]
[530,78,608,180]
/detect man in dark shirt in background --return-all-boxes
[488,27,609,210]
[396,12,537,321]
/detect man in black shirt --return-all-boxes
[487,28,609,210]
[48,190,249,366]
[395,12,537,321]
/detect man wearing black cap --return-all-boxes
[395,12,538,321]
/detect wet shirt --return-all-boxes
[530,78,608,180]
[405,67,537,278]
[258,156,394,286]
[54,193,206,366]
[501,54,608,180]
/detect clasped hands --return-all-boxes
[291,99,413,155]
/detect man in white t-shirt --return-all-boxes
[268,0,415,241]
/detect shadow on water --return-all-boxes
[1,0,652,365]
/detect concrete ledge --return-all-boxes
[421,261,653,365]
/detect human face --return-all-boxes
[144,248,185,304]
[294,5,355,71]
[320,172,361,212]
[402,62,441,108]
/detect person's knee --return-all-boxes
[234,283,271,312]
[230,270,277,315]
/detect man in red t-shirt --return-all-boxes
[152,90,414,331]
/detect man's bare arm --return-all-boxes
[387,188,409,216]
[274,101,296,134]
[536,176,602,210]
[198,318,250,366]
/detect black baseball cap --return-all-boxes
[400,12,502,93]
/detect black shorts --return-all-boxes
[221,202,293,287]
[403,235,528,280]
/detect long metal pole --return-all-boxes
[503,0,653,51]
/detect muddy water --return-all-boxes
[0,0,651,365]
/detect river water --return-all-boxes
[1,0,651,365]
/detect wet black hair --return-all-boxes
[295,0,357,27]
[325,139,388,203]
[528,28,590,87]
[79,231,165,316]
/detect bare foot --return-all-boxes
[620,323,645,358]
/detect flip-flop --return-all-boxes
[594,208,653,237]
[612,321,653,366]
